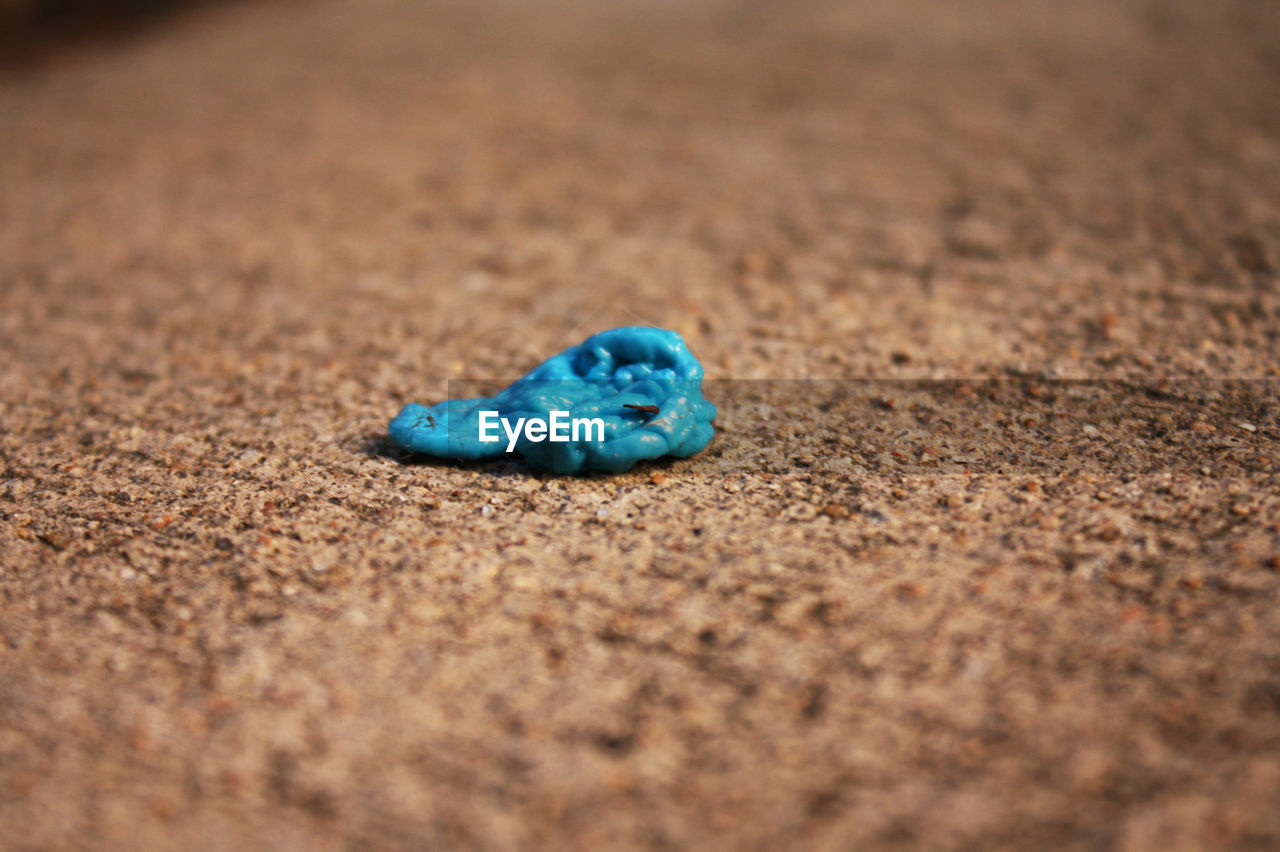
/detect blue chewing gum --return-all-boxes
[388,327,717,474]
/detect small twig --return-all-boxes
[623,404,659,417]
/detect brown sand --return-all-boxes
[2,0,1280,848]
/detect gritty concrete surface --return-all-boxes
[2,0,1280,848]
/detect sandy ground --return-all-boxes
[2,0,1280,848]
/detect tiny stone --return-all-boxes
[1239,422,1257,432]
[946,218,1004,259]
[821,503,850,520]
[1082,424,1100,438]
[1190,421,1214,433]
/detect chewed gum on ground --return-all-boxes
[388,326,717,474]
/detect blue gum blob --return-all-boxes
[388,327,717,474]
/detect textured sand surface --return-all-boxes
[2,0,1280,848]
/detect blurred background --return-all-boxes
[0,0,225,64]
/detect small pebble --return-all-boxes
[1239,422,1257,432]
[946,218,1004,259]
